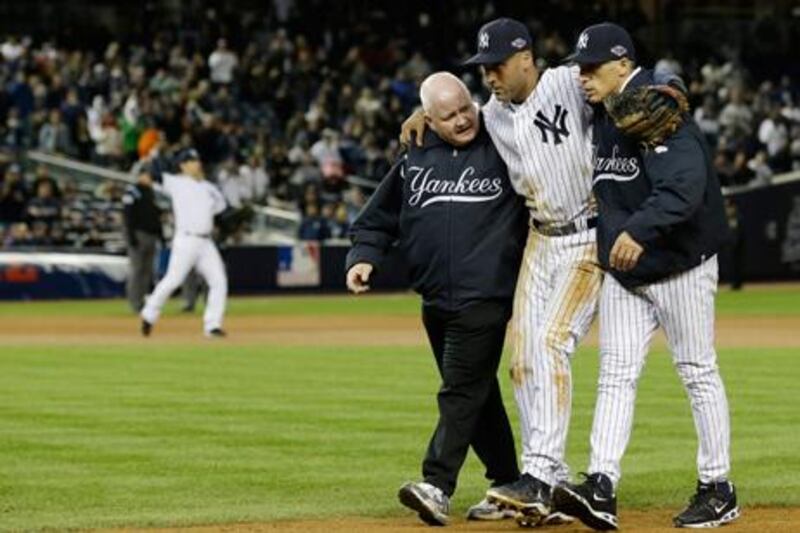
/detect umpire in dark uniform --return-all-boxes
[553,23,739,531]
[346,72,527,526]
[123,167,163,312]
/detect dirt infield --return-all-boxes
[142,507,799,532]
[4,313,798,348]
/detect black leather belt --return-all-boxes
[181,231,211,239]
[532,216,597,237]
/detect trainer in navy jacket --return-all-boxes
[346,115,528,309]
[346,74,526,519]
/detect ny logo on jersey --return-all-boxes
[533,105,570,145]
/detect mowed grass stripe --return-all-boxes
[0,341,798,528]
[0,283,797,318]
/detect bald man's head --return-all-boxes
[419,72,479,147]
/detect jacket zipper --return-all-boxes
[447,148,458,309]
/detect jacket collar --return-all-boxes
[620,67,651,93]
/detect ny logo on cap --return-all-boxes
[611,45,628,57]
[478,31,490,51]
[577,31,589,50]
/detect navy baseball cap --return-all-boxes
[566,22,636,65]
[463,18,532,66]
[175,148,201,164]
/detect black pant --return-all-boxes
[421,299,519,496]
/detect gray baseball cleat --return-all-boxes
[398,481,450,526]
[465,497,516,521]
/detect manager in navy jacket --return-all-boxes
[346,72,527,526]
[552,23,739,532]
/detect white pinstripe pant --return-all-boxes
[589,256,731,486]
[510,227,602,486]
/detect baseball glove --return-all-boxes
[603,85,689,147]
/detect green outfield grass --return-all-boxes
[0,281,798,318]
[0,288,798,529]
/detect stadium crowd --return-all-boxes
[0,2,798,249]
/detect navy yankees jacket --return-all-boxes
[346,117,528,311]
[592,68,729,288]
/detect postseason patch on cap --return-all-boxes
[611,45,628,57]
[511,37,527,49]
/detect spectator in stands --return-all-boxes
[219,157,245,208]
[29,220,51,246]
[4,107,27,150]
[208,38,238,85]
[695,95,721,147]
[26,178,61,230]
[63,208,88,246]
[92,112,124,168]
[3,222,33,247]
[719,86,754,138]
[758,104,790,171]
[747,150,773,185]
[49,222,68,246]
[1,35,25,63]
[120,93,143,165]
[329,202,351,239]
[298,203,330,241]
[0,164,28,225]
[38,109,74,155]
[82,227,105,248]
[239,152,269,204]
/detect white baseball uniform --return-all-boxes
[140,172,228,333]
[482,65,603,486]
[590,256,730,485]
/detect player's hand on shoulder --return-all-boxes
[399,109,426,147]
[346,263,374,294]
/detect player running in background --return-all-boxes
[140,148,228,338]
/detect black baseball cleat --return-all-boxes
[673,480,740,528]
[141,320,152,337]
[486,473,552,527]
[205,328,227,338]
[553,472,618,530]
[397,481,450,526]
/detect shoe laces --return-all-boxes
[689,482,725,507]
[577,472,614,497]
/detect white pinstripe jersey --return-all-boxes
[483,65,596,224]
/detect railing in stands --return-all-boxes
[26,150,301,244]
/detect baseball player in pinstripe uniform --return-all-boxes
[459,19,602,527]
[552,23,738,530]
[140,148,228,338]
